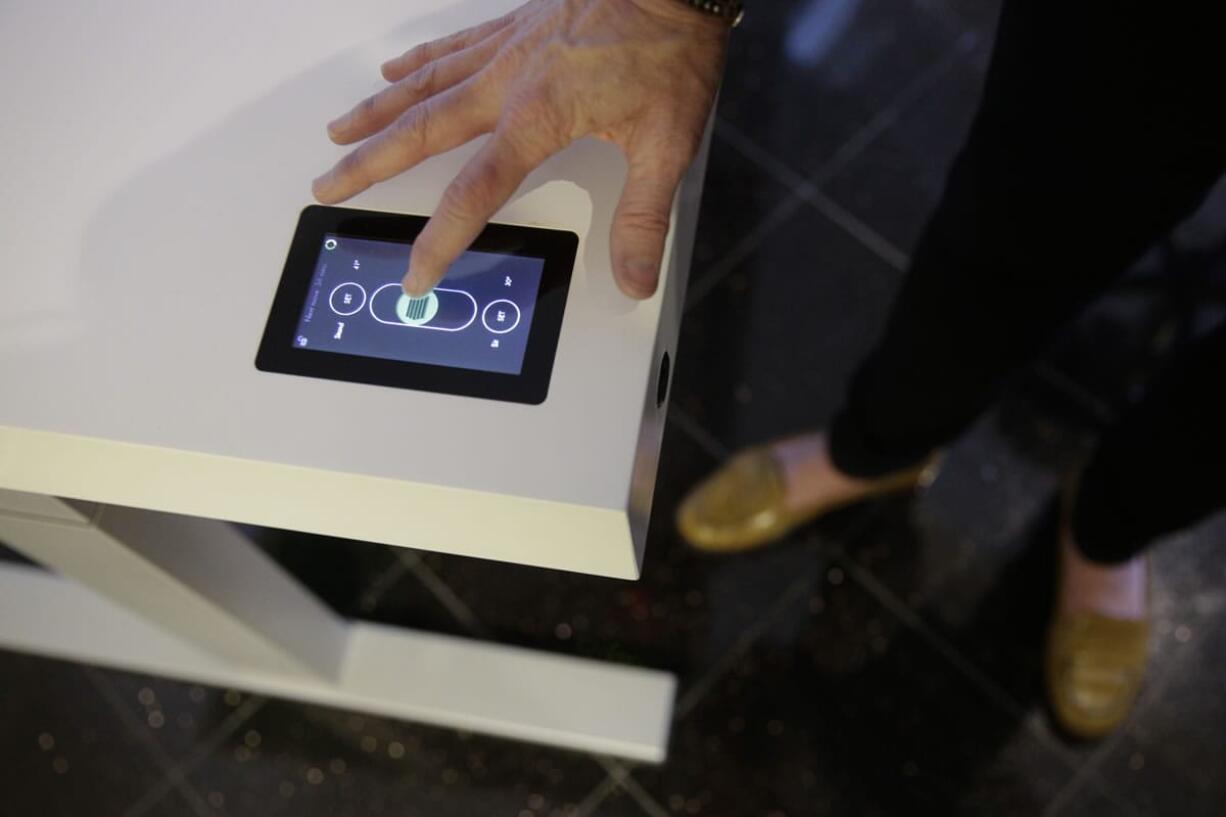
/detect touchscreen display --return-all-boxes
[257,206,576,405]
[292,235,545,376]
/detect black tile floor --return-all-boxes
[5,0,1226,814]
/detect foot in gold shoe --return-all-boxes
[1046,503,1149,740]
[675,432,933,553]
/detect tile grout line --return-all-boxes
[671,502,892,711]
[706,117,910,295]
[616,512,895,803]
[1039,651,1190,817]
[596,755,674,817]
[836,552,1035,722]
[837,542,1147,816]
[672,575,813,719]
[617,775,675,817]
[357,549,419,613]
[809,35,982,188]
[1031,361,1117,426]
[667,392,893,715]
[717,25,978,194]
[402,551,492,639]
[121,695,268,817]
[706,34,994,284]
[838,547,1088,755]
[596,756,633,780]
[713,115,813,192]
[666,404,731,460]
[571,773,626,817]
[671,509,885,720]
[799,186,910,272]
[683,191,807,313]
[83,668,217,817]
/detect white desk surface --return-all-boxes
[0,1,692,575]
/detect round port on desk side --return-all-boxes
[656,351,671,409]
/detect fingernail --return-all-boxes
[311,175,332,201]
[623,261,659,297]
[327,114,350,137]
[402,273,426,297]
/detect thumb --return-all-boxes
[611,151,688,299]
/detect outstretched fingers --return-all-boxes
[328,33,506,145]
[380,11,517,82]
[313,81,498,205]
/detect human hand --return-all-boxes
[312,0,728,299]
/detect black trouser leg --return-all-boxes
[1071,325,1226,564]
[827,0,1226,477]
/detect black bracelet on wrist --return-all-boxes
[676,0,745,27]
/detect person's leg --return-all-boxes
[680,0,1226,551]
[825,0,1226,479]
[1056,321,1226,618]
[1046,324,1226,738]
[1072,323,1226,567]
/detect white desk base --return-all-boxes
[0,493,675,763]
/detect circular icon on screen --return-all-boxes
[396,291,440,326]
[324,238,338,251]
[329,282,366,316]
[482,299,521,334]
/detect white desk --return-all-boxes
[0,0,708,762]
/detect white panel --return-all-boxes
[0,0,702,574]
[0,506,348,678]
[0,563,676,762]
[0,430,641,579]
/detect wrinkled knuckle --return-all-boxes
[444,170,497,220]
[438,31,463,55]
[408,60,437,96]
[469,64,497,95]
[540,38,572,69]
[357,94,380,124]
[337,149,369,185]
[498,119,540,156]
[500,99,563,156]
[398,44,426,72]
[392,107,430,152]
[498,96,536,131]
[423,60,440,91]
[439,190,476,225]
[619,208,671,237]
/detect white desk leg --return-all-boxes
[0,493,346,677]
[0,491,676,762]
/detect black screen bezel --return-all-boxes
[256,205,577,405]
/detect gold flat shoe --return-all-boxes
[1046,610,1149,739]
[675,442,932,553]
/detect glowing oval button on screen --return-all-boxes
[369,284,478,331]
